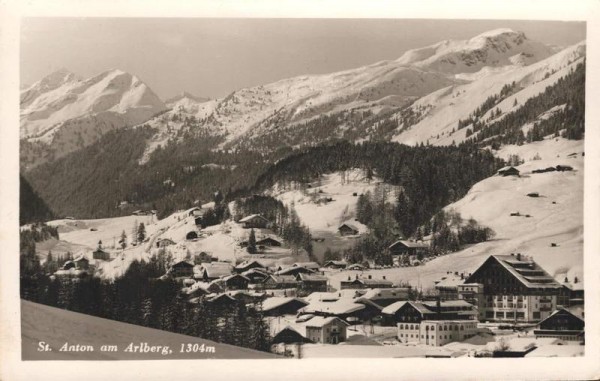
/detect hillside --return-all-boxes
[326,137,583,290]
[20,69,167,169]
[21,300,278,360]
[19,176,54,225]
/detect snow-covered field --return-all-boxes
[270,169,396,235]
[325,138,583,291]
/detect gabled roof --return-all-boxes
[222,273,250,282]
[293,262,320,270]
[339,223,359,231]
[389,240,429,249]
[239,214,269,223]
[241,268,270,277]
[305,316,349,328]
[276,266,315,276]
[235,259,264,269]
[172,260,194,268]
[538,308,585,326]
[300,300,366,315]
[196,262,234,278]
[262,297,309,312]
[298,273,328,282]
[498,166,520,173]
[324,260,347,267]
[265,275,298,284]
[465,255,562,290]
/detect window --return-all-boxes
[533,311,541,319]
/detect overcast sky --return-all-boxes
[21,18,586,100]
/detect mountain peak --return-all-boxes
[165,91,210,105]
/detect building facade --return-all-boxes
[397,320,478,346]
[464,255,562,323]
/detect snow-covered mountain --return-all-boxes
[135,28,580,158]
[165,91,210,106]
[20,68,167,168]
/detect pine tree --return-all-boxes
[137,222,146,242]
[120,230,127,249]
[247,229,257,254]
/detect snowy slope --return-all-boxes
[327,138,583,291]
[20,69,167,168]
[269,169,397,234]
[391,41,585,146]
[21,300,277,360]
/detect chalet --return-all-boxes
[359,287,411,307]
[256,237,282,247]
[73,255,89,270]
[323,260,347,269]
[297,273,328,293]
[276,266,315,277]
[559,280,584,307]
[389,240,429,257]
[305,316,348,344]
[533,308,584,342]
[262,297,309,316]
[156,238,176,248]
[222,273,250,290]
[92,241,110,261]
[93,248,110,261]
[300,298,382,323]
[381,300,476,326]
[271,326,312,345]
[239,214,270,229]
[338,223,359,236]
[242,268,271,284]
[205,293,238,307]
[346,263,365,271]
[227,290,265,304]
[464,254,563,323]
[340,275,393,290]
[235,260,267,273]
[170,261,194,278]
[292,262,320,272]
[397,320,477,346]
[263,275,298,290]
[497,166,520,176]
[194,262,234,281]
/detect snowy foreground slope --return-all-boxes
[327,138,583,291]
[21,300,277,360]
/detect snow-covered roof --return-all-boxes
[266,275,298,284]
[298,273,328,282]
[324,260,347,267]
[235,259,267,270]
[389,240,430,249]
[484,255,562,289]
[262,297,308,312]
[239,214,269,223]
[360,288,411,301]
[304,316,349,328]
[293,262,320,270]
[300,300,366,315]
[222,273,250,282]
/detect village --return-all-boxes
[49,175,585,358]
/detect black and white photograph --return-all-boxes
[1,1,599,380]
